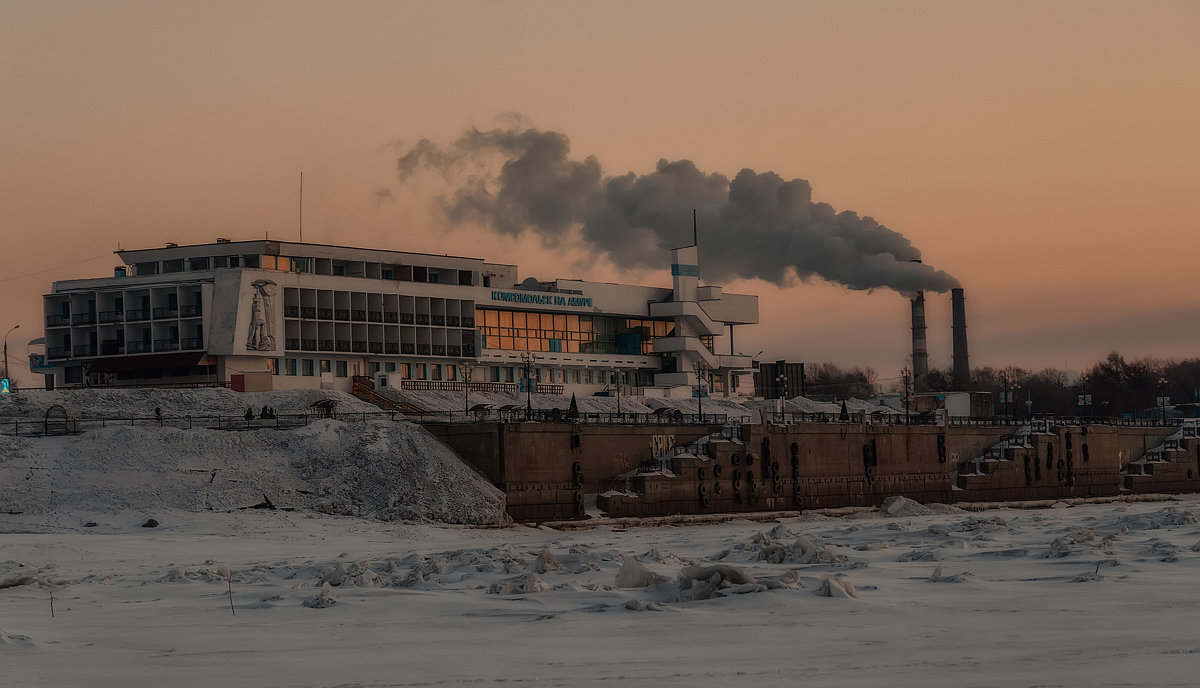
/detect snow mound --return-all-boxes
[878,496,964,517]
[0,418,505,525]
[0,630,35,650]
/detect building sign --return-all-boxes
[490,290,593,308]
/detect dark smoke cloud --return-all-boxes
[395,125,959,294]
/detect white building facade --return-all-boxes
[42,240,758,397]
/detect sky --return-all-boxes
[2,0,1197,382]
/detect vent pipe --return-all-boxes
[951,287,970,389]
[910,291,928,392]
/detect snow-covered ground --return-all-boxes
[4,496,1200,687]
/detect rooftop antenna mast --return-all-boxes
[692,208,698,247]
[299,172,304,243]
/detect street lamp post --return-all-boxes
[460,361,472,415]
[693,360,709,421]
[902,370,911,425]
[1001,373,1009,422]
[1157,377,1169,423]
[3,324,19,390]
[775,370,788,418]
[520,352,536,416]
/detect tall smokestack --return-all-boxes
[911,291,928,392]
[951,287,970,389]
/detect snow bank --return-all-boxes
[0,418,505,525]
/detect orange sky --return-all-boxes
[2,0,1197,381]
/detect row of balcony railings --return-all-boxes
[47,305,202,327]
[47,338,206,359]
[282,339,474,356]
[282,307,473,328]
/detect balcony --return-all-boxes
[154,339,180,352]
[351,310,366,321]
[100,340,124,355]
[369,342,383,354]
[126,309,151,322]
[286,338,301,349]
[416,314,430,325]
[301,339,317,351]
[179,304,202,318]
[300,307,316,319]
[462,344,476,356]
[384,312,399,323]
[72,313,96,326]
[432,345,446,356]
[98,310,124,324]
[152,307,178,319]
[417,344,431,355]
[335,309,350,321]
[181,337,204,350]
[73,344,97,357]
[126,341,152,354]
[431,315,445,326]
[385,343,399,354]
[351,341,367,353]
[48,346,70,359]
[317,308,333,320]
[447,345,461,357]
[401,343,415,355]
[335,340,350,352]
[461,317,475,328]
[284,306,300,318]
[368,311,383,323]
[46,314,71,327]
[400,313,414,324]
[318,339,334,351]
[447,316,460,327]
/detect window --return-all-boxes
[371,362,380,374]
[490,366,500,382]
[504,367,514,383]
[268,358,279,375]
[400,363,410,379]
[413,364,426,380]
[302,359,314,376]
[335,361,348,377]
[431,364,442,381]
[285,358,297,375]
[445,364,456,381]
[320,360,331,373]
[385,362,396,372]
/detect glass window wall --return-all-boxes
[476,308,673,355]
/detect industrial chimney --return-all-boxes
[951,287,970,389]
[910,291,928,392]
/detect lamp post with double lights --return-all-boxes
[1157,377,1169,423]
[459,361,473,415]
[520,351,536,416]
[3,324,19,392]
[775,364,789,418]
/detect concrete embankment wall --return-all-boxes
[428,421,1195,521]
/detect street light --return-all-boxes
[520,351,536,415]
[3,324,19,391]
[693,359,709,421]
[775,369,788,417]
[1157,377,1169,423]
[459,361,473,415]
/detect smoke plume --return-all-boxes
[395,124,958,294]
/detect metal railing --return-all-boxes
[46,314,71,327]
[72,313,97,326]
[152,307,178,319]
[179,304,202,318]
[397,380,518,393]
[98,310,124,323]
[3,407,400,438]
